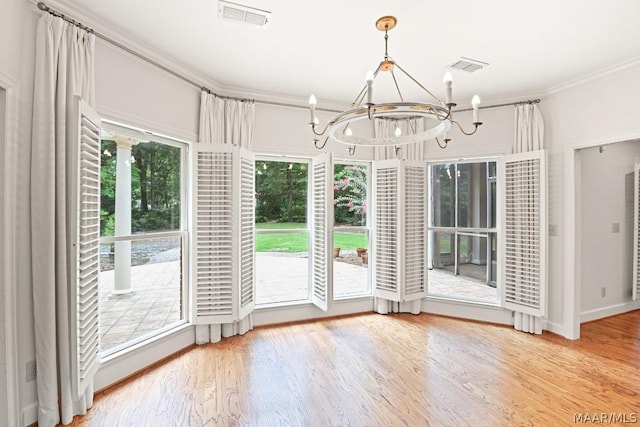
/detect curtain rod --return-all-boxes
[454,98,541,113]
[35,1,540,114]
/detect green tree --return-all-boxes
[100,138,182,236]
[255,161,307,223]
[334,164,367,226]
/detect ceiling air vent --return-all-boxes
[218,0,271,27]
[448,57,489,73]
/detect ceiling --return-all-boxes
[58,0,640,108]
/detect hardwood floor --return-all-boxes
[65,311,640,426]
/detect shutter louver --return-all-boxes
[403,163,428,299]
[311,153,333,310]
[193,145,234,323]
[633,160,640,301]
[500,150,547,316]
[374,162,400,299]
[373,160,427,302]
[238,150,255,318]
[192,144,255,323]
[71,98,101,398]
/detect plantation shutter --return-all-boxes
[403,161,428,301]
[310,153,333,310]
[633,160,640,301]
[237,150,256,318]
[373,160,427,302]
[499,150,547,316]
[192,144,255,324]
[70,98,101,398]
[373,160,400,300]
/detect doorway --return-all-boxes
[576,140,640,322]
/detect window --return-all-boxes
[428,160,498,304]
[99,122,188,356]
[333,162,370,297]
[254,158,309,305]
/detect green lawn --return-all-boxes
[256,223,368,253]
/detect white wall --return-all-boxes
[95,40,200,142]
[254,103,376,160]
[1,0,39,423]
[578,140,640,314]
[424,107,513,162]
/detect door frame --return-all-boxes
[1,71,20,427]
[564,128,640,340]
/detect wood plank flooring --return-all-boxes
[64,311,640,426]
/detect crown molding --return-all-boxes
[545,56,640,96]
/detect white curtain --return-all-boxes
[196,91,255,344]
[30,14,96,426]
[373,118,425,315]
[513,103,544,334]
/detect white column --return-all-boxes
[113,137,136,295]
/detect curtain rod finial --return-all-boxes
[37,2,49,11]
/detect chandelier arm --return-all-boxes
[433,105,453,121]
[451,120,482,136]
[435,136,449,149]
[314,137,329,149]
[311,120,334,137]
[390,70,404,102]
[348,145,356,156]
[392,60,443,104]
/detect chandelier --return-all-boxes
[309,16,482,154]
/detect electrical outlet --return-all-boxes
[601,287,606,298]
[26,360,36,382]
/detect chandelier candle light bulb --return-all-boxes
[366,70,374,105]
[471,95,481,123]
[394,127,402,137]
[308,94,317,124]
[443,72,453,105]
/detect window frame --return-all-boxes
[98,119,191,359]
[332,159,372,299]
[427,156,500,301]
[254,154,312,307]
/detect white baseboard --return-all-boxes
[21,402,37,427]
[422,297,513,325]
[580,301,639,323]
[543,319,565,336]
[253,297,374,326]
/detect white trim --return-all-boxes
[252,297,374,326]
[94,325,194,391]
[563,145,580,339]
[99,106,198,148]
[542,319,564,336]
[580,302,640,324]
[422,297,513,325]
[21,402,38,427]
[546,56,640,96]
[564,127,640,340]
[0,72,20,427]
